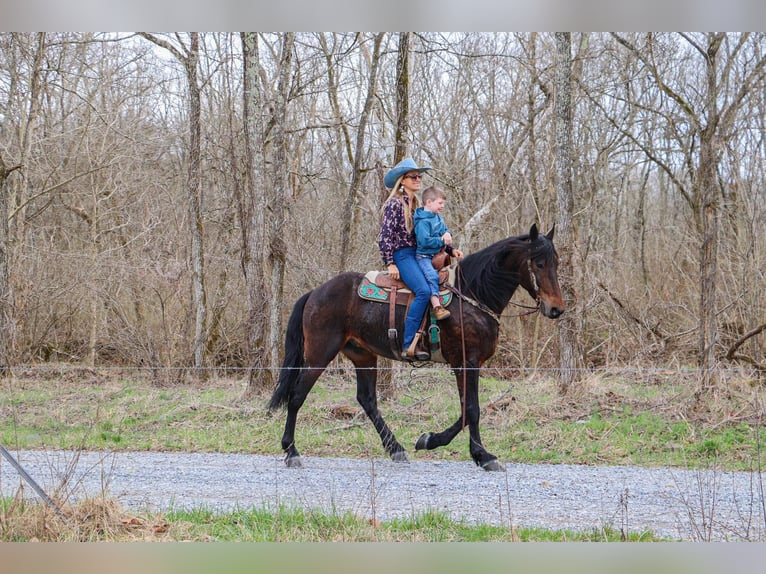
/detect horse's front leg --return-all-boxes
[415,363,504,471]
[348,351,408,462]
[460,365,504,471]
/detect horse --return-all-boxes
[268,223,564,471]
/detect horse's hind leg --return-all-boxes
[345,345,408,463]
[279,365,326,468]
[281,338,343,467]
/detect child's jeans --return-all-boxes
[416,254,440,298]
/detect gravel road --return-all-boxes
[2,449,764,541]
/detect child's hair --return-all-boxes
[422,186,446,204]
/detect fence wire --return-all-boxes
[0,363,761,376]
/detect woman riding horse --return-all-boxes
[269,223,564,471]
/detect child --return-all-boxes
[413,186,463,321]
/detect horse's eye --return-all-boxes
[535,260,544,269]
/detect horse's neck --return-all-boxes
[456,264,519,315]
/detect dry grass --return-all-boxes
[0,489,171,541]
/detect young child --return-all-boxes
[413,186,463,321]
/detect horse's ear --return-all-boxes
[529,223,539,240]
[546,224,555,240]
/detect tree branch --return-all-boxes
[137,32,186,63]
[8,163,112,222]
[611,33,698,123]
[726,322,766,369]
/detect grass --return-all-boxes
[2,364,765,541]
[2,365,765,471]
[0,496,664,542]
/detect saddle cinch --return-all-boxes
[357,263,455,362]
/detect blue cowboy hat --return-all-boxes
[384,157,432,189]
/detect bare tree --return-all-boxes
[338,32,385,272]
[267,33,296,377]
[612,32,766,390]
[0,154,21,374]
[379,32,409,397]
[240,32,272,392]
[0,33,44,366]
[138,32,208,377]
[393,32,411,163]
[7,33,44,252]
[554,32,582,393]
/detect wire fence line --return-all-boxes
[0,363,761,376]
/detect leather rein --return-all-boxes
[450,263,539,431]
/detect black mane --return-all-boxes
[456,231,554,314]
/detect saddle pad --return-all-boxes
[358,274,453,307]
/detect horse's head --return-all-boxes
[520,223,565,319]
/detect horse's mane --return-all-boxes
[456,231,554,314]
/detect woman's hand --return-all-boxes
[387,264,400,280]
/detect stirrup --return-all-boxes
[403,348,430,361]
[404,331,430,361]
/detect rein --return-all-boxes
[456,270,468,430]
[445,283,501,323]
[451,262,538,431]
[451,254,543,430]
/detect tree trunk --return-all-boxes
[0,156,21,375]
[187,34,207,377]
[379,32,409,398]
[268,33,295,380]
[394,32,411,164]
[697,36,724,391]
[240,32,272,394]
[554,32,581,394]
[138,32,207,378]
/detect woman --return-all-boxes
[377,157,433,361]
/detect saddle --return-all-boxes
[358,267,453,306]
[358,266,455,363]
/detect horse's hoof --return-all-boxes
[391,451,409,463]
[415,433,431,451]
[481,459,505,472]
[285,455,303,468]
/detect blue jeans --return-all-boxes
[393,247,430,349]
[416,254,440,297]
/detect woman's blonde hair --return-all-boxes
[383,176,420,232]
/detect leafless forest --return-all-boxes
[0,32,764,392]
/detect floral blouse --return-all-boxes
[377,195,417,265]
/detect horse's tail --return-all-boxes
[268,290,312,411]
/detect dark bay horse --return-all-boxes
[269,224,564,471]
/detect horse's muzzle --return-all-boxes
[541,302,564,319]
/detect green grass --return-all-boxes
[1,366,765,472]
[4,367,762,542]
[0,496,668,541]
[159,506,666,542]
